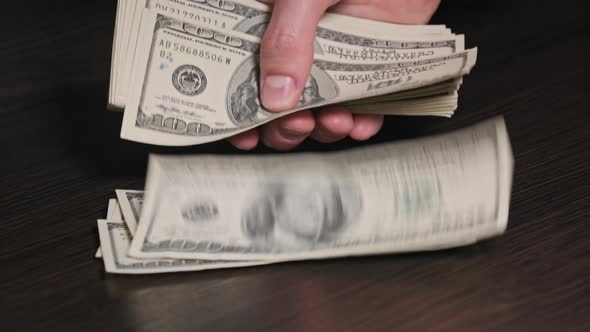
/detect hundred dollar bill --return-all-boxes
[115,189,145,234]
[98,191,282,273]
[127,116,513,261]
[112,0,463,107]
[110,198,125,221]
[95,198,125,258]
[121,12,477,146]
[97,219,271,274]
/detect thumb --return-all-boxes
[258,0,338,112]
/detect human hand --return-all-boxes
[227,0,441,151]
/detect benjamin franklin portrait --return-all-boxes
[229,66,262,126]
[241,179,362,250]
[228,58,339,127]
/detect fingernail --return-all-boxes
[231,141,256,150]
[261,75,295,111]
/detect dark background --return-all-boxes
[2,0,589,331]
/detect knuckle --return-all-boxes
[261,31,300,58]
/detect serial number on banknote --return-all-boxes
[154,3,230,29]
[158,37,232,65]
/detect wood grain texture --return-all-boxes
[1,0,589,331]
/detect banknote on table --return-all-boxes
[124,116,513,262]
[120,9,476,146]
[96,190,274,273]
[115,189,144,234]
[94,190,145,255]
[95,198,124,258]
[97,220,276,274]
[93,117,513,273]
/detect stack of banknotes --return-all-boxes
[95,117,514,274]
[108,0,478,146]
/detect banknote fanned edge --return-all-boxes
[118,10,479,146]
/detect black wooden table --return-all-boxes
[2,1,589,331]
